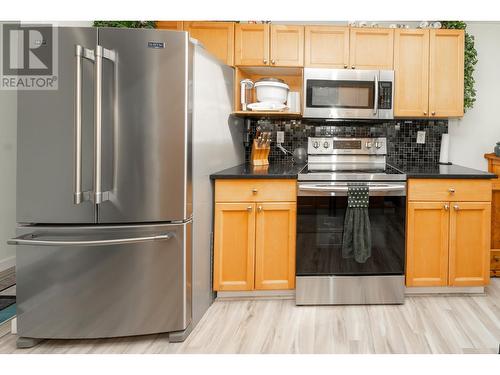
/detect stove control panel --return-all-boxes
[308,137,387,155]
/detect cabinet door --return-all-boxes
[449,202,491,286]
[183,22,234,65]
[349,28,394,69]
[304,26,349,68]
[255,202,296,290]
[156,21,183,30]
[429,29,464,117]
[406,202,449,287]
[394,29,430,117]
[235,24,269,66]
[270,25,304,67]
[213,203,256,291]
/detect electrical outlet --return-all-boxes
[416,131,426,144]
[276,131,285,144]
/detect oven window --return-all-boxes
[306,79,375,109]
[296,195,406,276]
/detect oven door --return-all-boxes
[303,68,380,119]
[296,182,406,277]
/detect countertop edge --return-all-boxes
[406,174,497,179]
[210,174,299,180]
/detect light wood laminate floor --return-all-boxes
[1,279,499,354]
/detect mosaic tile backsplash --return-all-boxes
[243,119,448,165]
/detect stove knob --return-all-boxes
[323,141,329,149]
[313,141,320,149]
[375,142,382,149]
[366,142,372,149]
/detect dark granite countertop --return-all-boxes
[210,162,306,179]
[390,162,497,179]
[211,162,496,180]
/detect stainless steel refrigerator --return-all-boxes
[9,27,243,346]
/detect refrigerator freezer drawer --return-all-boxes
[15,222,191,339]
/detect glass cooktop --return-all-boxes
[298,163,406,181]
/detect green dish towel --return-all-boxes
[342,184,372,263]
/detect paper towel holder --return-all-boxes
[438,133,453,165]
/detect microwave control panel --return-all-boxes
[378,81,393,110]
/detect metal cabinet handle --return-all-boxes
[74,45,94,205]
[448,188,456,193]
[247,206,253,212]
[344,64,348,69]
[424,111,427,115]
[94,45,116,204]
[493,256,500,261]
[252,188,258,194]
[454,204,460,211]
[351,65,355,69]
[271,59,276,64]
[8,232,174,247]
[444,204,449,211]
[257,206,263,213]
[263,59,267,64]
[431,111,436,116]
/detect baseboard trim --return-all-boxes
[216,290,295,300]
[0,256,15,272]
[405,286,485,295]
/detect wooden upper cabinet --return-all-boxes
[235,24,270,66]
[394,29,430,117]
[449,202,491,286]
[304,26,349,68]
[156,21,183,31]
[255,202,296,290]
[349,28,394,70]
[429,29,465,117]
[183,22,235,65]
[270,25,304,67]
[406,201,449,287]
[213,203,255,291]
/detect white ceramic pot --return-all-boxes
[254,79,289,104]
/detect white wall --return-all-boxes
[448,22,500,171]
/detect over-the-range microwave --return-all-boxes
[303,68,394,120]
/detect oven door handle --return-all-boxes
[298,184,406,193]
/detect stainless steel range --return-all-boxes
[295,137,407,305]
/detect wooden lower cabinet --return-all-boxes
[406,179,492,287]
[213,203,255,291]
[213,179,297,292]
[449,202,491,286]
[255,202,296,290]
[406,202,449,286]
[214,201,296,291]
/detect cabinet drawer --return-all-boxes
[215,179,296,202]
[408,179,492,202]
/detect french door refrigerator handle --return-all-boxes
[8,232,174,247]
[373,73,379,115]
[74,45,95,205]
[93,45,116,204]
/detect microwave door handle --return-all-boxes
[373,74,379,115]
